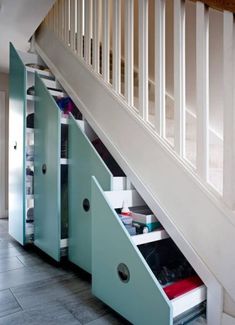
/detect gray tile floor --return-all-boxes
[0,219,129,325]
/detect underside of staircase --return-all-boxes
[28,1,235,318]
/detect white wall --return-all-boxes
[0,73,9,218]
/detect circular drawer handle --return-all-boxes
[42,163,47,175]
[83,198,90,212]
[117,263,130,283]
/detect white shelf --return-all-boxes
[172,285,206,318]
[60,238,68,248]
[26,128,34,134]
[26,194,34,200]
[60,158,68,165]
[49,89,66,97]
[26,66,53,78]
[26,94,35,101]
[61,117,69,125]
[132,229,169,245]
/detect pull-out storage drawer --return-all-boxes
[68,117,131,273]
[91,177,206,325]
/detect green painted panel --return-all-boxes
[34,74,61,261]
[8,43,26,245]
[91,177,172,325]
[68,116,112,273]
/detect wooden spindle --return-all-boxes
[174,0,186,156]
[92,0,100,73]
[196,1,209,180]
[125,0,134,106]
[112,0,121,92]
[138,0,149,120]
[102,0,110,82]
[155,0,166,136]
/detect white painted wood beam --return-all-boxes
[155,0,166,136]
[125,0,134,106]
[196,1,209,180]
[138,0,149,120]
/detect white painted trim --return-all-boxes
[125,0,134,106]
[70,0,76,52]
[102,0,110,83]
[138,0,148,120]
[76,0,83,56]
[92,0,100,73]
[155,0,166,137]
[112,0,121,93]
[84,0,91,64]
[174,0,186,157]
[196,2,209,181]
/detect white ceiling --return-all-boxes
[0,0,55,73]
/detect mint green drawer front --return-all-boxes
[68,116,112,273]
[91,177,172,325]
[9,43,26,245]
[34,74,61,261]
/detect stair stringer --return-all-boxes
[34,27,227,321]
[91,176,172,325]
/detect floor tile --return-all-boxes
[0,245,27,259]
[0,263,67,291]
[86,313,130,325]
[0,289,21,318]
[0,302,81,325]
[0,256,25,273]
[62,296,110,324]
[16,253,45,267]
[11,273,90,310]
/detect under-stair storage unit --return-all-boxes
[9,43,53,245]
[69,116,128,273]
[91,177,206,325]
[34,73,68,261]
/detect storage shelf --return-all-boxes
[26,128,34,134]
[60,158,68,165]
[49,89,66,97]
[132,229,169,246]
[172,285,206,318]
[26,95,35,101]
[61,117,69,125]
[26,194,34,200]
[26,66,53,78]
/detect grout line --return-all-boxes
[9,288,23,311]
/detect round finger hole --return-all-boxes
[83,198,90,212]
[42,164,47,175]
[117,263,130,283]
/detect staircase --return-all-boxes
[30,0,235,324]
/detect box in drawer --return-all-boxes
[130,206,161,231]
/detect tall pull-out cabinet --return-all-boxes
[9,44,68,260]
[9,43,52,245]
[9,44,26,245]
[34,74,67,261]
